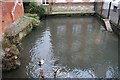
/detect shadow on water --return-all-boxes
[2,16,119,78]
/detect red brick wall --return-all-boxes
[0,1,3,34]
[1,0,24,34]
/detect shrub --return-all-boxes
[23,1,46,19]
[29,2,38,9]
[23,2,30,12]
[31,5,46,16]
[23,1,38,13]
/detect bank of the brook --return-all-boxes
[2,12,93,72]
[2,14,41,71]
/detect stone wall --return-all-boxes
[51,2,94,12]
[52,5,94,12]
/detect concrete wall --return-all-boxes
[52,2,94,12]
[35,0,94,12]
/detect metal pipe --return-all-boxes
[107,2,111,19]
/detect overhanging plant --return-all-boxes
[31,5,46,19]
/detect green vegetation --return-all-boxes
[2,2,44,71]
[2,14,41,71]
[25,13,40,26]
[31,5,45,16]
[25,13,39,19]
[23,2,46,19]
[2,37,21,71]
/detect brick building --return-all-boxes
[35,0,95,12]
[1,0,24,34]
[37,0,95,5]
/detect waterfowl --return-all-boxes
[39,69,45,78]
[53,67,61,78]
[38,59,44,67]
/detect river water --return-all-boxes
[3,16,118,78]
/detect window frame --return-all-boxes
[42,0,49,5]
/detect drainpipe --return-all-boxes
[100,1,104,15]
[94,2,96,11]
[11,0,18,21]
[118,1,120,26]
[118,14,120,26]
[107,2,111,19]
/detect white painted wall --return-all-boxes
[103,0,120,9]
[112,0,119,6]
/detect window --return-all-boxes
[42,0,49,5]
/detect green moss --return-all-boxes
[25,13,39,20]
[31,18,40,25]
[25,13,40,26]
[10,44,20,55]
[2,38,11,48]
[15,60,21,66]
[24,25,32,34]
[2,59,21,71]
[2,35,20,71]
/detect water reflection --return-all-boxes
[21,16,118,78]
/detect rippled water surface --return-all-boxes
[3,16,118,78]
